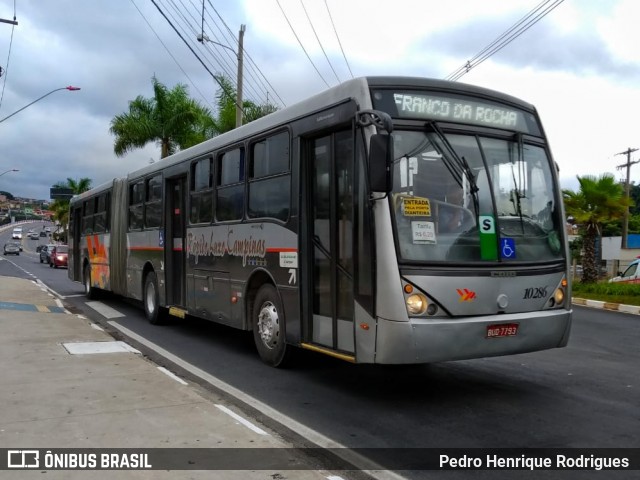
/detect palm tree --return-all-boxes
[211,75,278,134]
[49,177,92,241]
[110,76,214,159]
[563,174,631,283]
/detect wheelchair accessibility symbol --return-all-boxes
[501,238,516,259]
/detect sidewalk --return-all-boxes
[0,275,340,479]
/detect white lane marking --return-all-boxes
[108,321,408,480]
[214,404,268,436]
[158,366,188,385]
[327,476,347,480]
[86,301,125,319]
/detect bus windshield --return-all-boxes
[391,129,564,264]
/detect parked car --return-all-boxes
[609,258,640,284]
[49,245,68,268]
[3,242,20,255]
[39,244,56,264]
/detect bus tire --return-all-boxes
[252,284,289,367]
[144,272,164,325]
[84,264,98,300]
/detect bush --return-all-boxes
[573,281,640,296]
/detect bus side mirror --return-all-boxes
[369,133,393,193]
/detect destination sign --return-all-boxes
[371,90,540,135]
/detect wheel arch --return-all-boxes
[141,261,160,302]
[244,268,278,330]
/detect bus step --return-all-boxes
[300,343,356,363]
[168,306,187,319]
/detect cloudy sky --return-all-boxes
[0,0,638,200]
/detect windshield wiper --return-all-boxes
[510,132,527,233]
[425,121,479,213]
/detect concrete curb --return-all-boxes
[572,297,640,315]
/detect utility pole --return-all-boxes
[615,147,639,248]
[196,21,245,129]
[235,24,245,129]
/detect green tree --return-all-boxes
[49,177,92,241]
[563,174,631,283]
[110,76,214,159]
[211,75,278,134]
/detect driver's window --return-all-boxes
[623,264,637,278]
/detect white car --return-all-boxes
[609,258,640,284]
[11,227,22,239]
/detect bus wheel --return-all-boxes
[84,265,98,300]
[252,284,289,367]
[144,272,164,325]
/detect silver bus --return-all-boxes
[69,76,572,367]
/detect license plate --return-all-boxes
[486,323,519,338]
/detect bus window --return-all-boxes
[249,131,290,221]
[190,158,213,224]
[216,148,245,221]
[128,180,144,230]
[145,175,162,228]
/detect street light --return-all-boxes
[197,26,245,128]
[0,168,19,177]
[0,86,81,124]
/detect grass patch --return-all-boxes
[572,281,640,306]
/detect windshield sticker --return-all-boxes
[411,221,436,244]
[402,197,431,216]
[501,238,516,259]
[479,214,498,261]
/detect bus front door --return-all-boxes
[306,130,355,356]
[165,176,186,308]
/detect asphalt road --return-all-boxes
[2,221,638,480]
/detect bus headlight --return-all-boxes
[406,293,428,315]
[553,288,565,306]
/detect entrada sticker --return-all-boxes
[402,197,431,216]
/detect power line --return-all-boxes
[299,0,340,83]
[445,0,565,82]
[129,0,215,110]
[275,0,330,88]
[168,0,281,108]
[199,4,272,105]
[206,0,285,107]
[324,0,353,79]
[149,0,245,114]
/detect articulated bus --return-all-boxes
[69,76,572,367]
